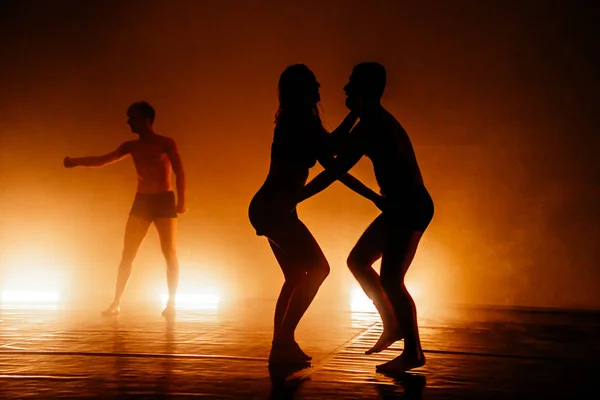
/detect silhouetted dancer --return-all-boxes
[249,64,383,367]
[64,101,186,318]
[296,63,434,373]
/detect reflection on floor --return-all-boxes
[0,300,598,399]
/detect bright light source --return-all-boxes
[1,245,66,306]
[350,281,422,314]
[2,291,59,303]
[1,291,60,309]
[350,284,377,313]
[160,293,220,310]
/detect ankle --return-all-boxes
[273,336,294,346]
[401,346,422,358]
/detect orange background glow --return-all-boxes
[0,1,598,311]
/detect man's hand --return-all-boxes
[63,157,77,168]
[373,195,387,213]
[290,199,299,212]
[176,201,188,214]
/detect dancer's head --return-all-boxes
[275,64,322,126]
[344,62,386,112]
[127,101,155,134]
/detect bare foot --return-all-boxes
[269,342,312,368]
[365,326,404,355]
[162,303,176,318]
[376,351,426,374]
[289,341,312,361]
[271,338,311,361]
[101,304,121,317]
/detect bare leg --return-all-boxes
[377,228,425,373]
[347,214,402,354]
[269,241,304,337]
[272,219,330,342]
[269,241,311,361]
[103,215,151,316]
[155,218,179,317]
[266,218,330,365]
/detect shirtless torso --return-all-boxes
[65,132,186,213]
[122,134,177,194]
[346,107,424,199]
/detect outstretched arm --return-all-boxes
[64,142,131,167]
[318,154,382,204]
[166,138,187,213]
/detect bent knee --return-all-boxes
[311,259,330,280]
[283,270,306,287]
[161,246,177,259]
[121,250,137,264]
[380,273,407,291]
[347,252,370,275]
[346,253,360,272]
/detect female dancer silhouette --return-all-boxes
[249,64,384,367]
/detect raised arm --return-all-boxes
[64,142,131,168]
[166,138,187,213]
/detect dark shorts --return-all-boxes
[384,185,434,233]
[130,191,177,221]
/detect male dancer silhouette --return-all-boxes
[297,63,434,373]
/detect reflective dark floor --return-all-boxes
[1,300,598,399]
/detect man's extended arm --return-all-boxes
[64,142,131,167]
